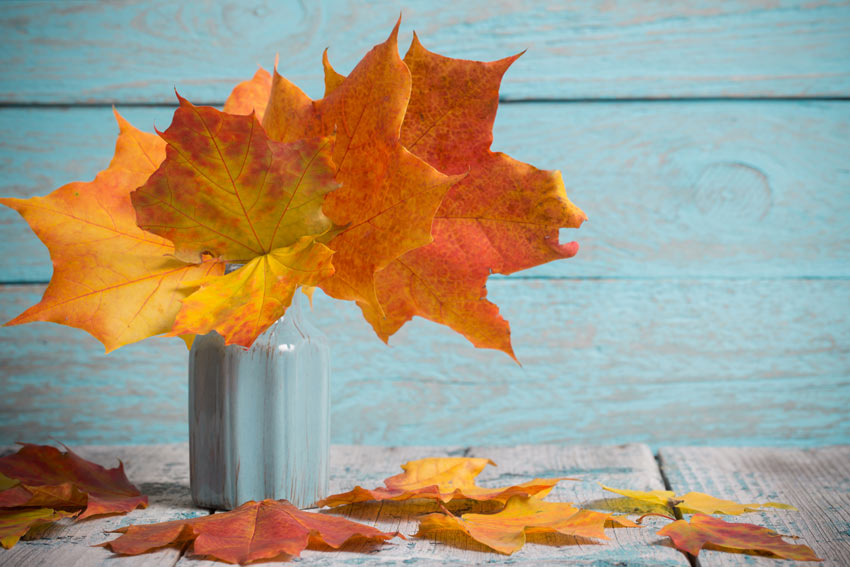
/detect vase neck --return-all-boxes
[286,289,304,323]
[221,262,306,331]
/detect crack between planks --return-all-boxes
[171,539,193,567]
[171,507,216,565]
[1,96,849,109]
[656,451,699,567]
[5,275,850,287]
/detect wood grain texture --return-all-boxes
[658,446,850,567]
[177,444,687,566]
[1,0,849,103]
[1,101,848,282]
[2,278,847,448]
[0,443,206,567]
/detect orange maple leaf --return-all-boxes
[0,111,222,352]
[131,97,339,346]
[0,443,147,520]
[658,514,821,561]
[345,34,586,359]
[318,457,566,508]
[262,20,463,315]
[101,499,399,564]
[415,494,638,555]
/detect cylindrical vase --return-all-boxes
[188,292,330,510]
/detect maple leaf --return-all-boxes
[415,495,638,555]
[263,20,462,314]
[658,513,821,561]
[133,95,337,264]
[131,97,339,346]
[317,457,566,508]
[171,236,334,346]
[322,34,586,358]
[0,111,222,352]
[101,499,399,564]
[223,67,273,121]
[0,508,74,550]
[602,485,796,515]
[0,443,147,519]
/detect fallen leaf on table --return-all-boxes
[0,443,148,550]
[602,485,796,515]
[0,508,74,549]
[318,457,568,508]
[658,513,821,561]
[0,443,148,519]
[101,499,399,565]
[415,494,638,555]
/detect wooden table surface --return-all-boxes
[1,443,848,566]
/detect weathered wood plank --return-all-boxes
[658,446,850,567]
[177,444,686,566]
[0,443,206,567]
[2,101,848,283]
[1,0,848,103]
[2,278,847,448]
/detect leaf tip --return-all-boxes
[111,106,130,132]
[508,349,521,366]
[0,196,21,211]
[409,29,423,52]
[173,89,191,109]
[552,240,580,259]
[388,14,402,46]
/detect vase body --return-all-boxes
[188,292,330,510]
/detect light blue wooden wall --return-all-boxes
[0,1,848,448]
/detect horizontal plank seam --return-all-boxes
[492,275,850,281]
[2,275,849,286]
[0,96,849,109]
[506,96,850,103]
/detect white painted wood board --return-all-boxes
[659,446,850,567]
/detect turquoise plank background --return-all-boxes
[0,0,848,448]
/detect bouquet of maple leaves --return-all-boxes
[1,21,585,359]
